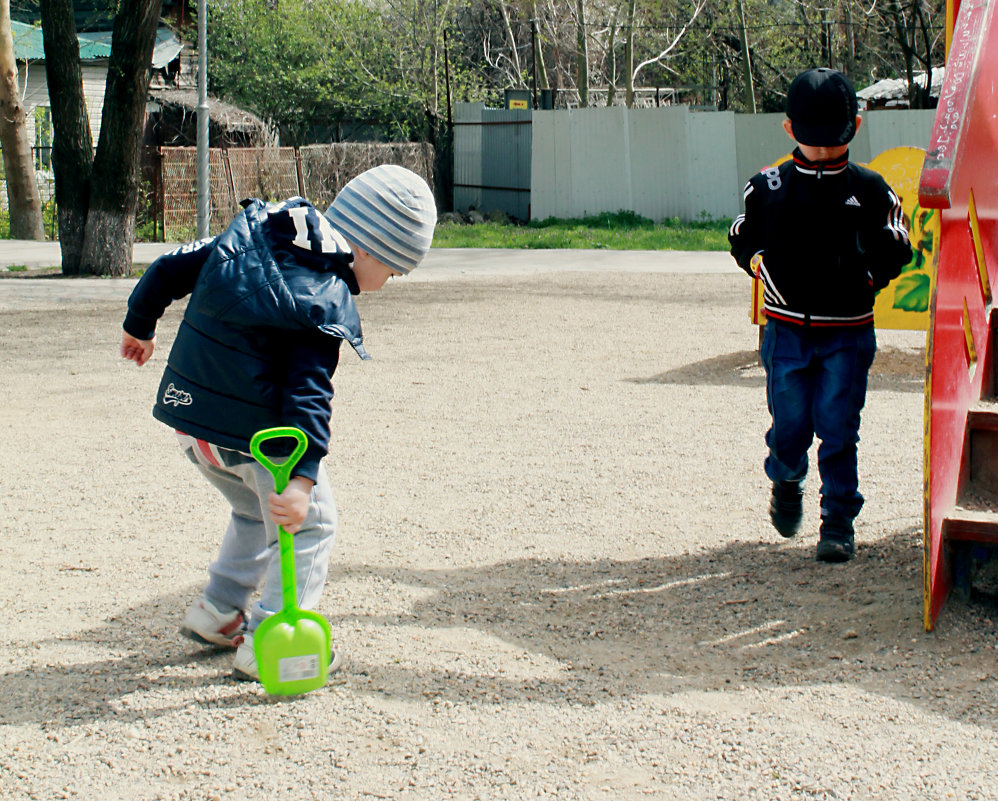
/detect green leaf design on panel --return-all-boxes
[893,272,931,312]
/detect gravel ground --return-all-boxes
[1,265,996,801]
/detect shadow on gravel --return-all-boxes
[0,595,277,727]
[634,346,924,393]
[328,528,997,729]
[4,527,994,731]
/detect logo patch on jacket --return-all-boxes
[267,199,351,256]
[163,383,193,407]
[844,195,861,207]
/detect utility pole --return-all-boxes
[576,0,588,107]
[196,0,209,238]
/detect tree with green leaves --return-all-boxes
[204,0,947,127]
[208,0,455,143]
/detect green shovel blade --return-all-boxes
[254,609,331,694]
[250,427,333,696]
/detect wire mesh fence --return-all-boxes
[159,147,232,240]
[300,142,435,210]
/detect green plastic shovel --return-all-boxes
[249,427,331,695]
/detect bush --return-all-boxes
[0,198,59,240]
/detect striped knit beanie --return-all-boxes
[324,165,437,275]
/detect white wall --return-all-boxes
[18,61,108,148]
[532,107,939,222]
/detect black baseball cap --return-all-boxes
[786,68,859,147]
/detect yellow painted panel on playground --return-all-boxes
[751,146,938,331]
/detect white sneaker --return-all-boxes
[180,596,247,648]
[232,631,343,682]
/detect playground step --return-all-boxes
[967,400,998,431]
[943,505,998,545]
[943,504,998,602]
[967,404,998,499]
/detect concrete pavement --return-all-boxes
[0,240,183,270]
[0,241,739,310]
[0,240,738,274]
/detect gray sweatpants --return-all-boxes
[179,435,337,631]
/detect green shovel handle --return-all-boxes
[249,427,309,494]
[250,427,309,612]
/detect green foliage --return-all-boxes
[201,0,947,140]
[135,218,158,242]
[0,198,58,240]
[134,179,158,242]
[207,0,466,142]
[433,212,731,250]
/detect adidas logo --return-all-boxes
[845,196,861,207]
[163,383,193,407]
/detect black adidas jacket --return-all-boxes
[728,148,912,327]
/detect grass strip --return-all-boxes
[433,211,732,251]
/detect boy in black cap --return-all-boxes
[728,68,912,562]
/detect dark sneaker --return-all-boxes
[816,518,855,563]
[769,481,804,538]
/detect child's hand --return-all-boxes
[268,476,315,534]
[121,331,155,366]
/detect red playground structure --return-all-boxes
[919,0,998,629]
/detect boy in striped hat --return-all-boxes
[121,165,436,679]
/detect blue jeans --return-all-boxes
[760,320,877,522]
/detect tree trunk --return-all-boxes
[844,2,856,77]
[0,0,45,240]
[40,0,93,274]
[606,16,617,107]
[530,3,549,91]
[83,0,162,276]
[624,0,637,107]
[576,0,588,107]
[42,0,161,276]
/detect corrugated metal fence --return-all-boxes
[453,104,531,221]
[453,103,937,222]
[532,106,936,221]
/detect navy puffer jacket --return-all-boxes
[124,197,366,481]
